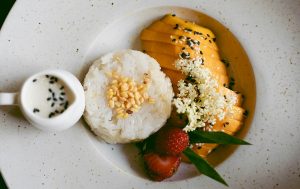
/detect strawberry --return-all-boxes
[143,152,181,181]
[154,127,189,155]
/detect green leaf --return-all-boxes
[183,148,228,186]
[188,130,251,145]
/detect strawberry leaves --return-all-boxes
[184,130,250,186]
[183,148,228,186]
[188,130,251,145]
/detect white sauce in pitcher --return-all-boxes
[23,75,74,118]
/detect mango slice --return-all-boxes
[161,14,216,39]
[147,21,218,50]
[141,29,217,52]
[142,41,220,60]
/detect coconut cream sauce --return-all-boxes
[23,75,73,118]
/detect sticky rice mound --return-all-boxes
[83,50,174,143]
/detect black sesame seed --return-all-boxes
[184,28,192,32]
[47,97,51,101]
[64,101,69,109]
[49,81,55,84]
[185,75,196,83]
[187,40,193,47]
[48,112,54,118]
[48,88,52,93]
[213,38,216,42]
[173,24,179,29]
[207,34,210,37]
[243,110,249,117]
[179,36,184,40]
[126,110,133,114]
[33,108,40,113]
[46,75,50,78]
[53,98,57,101]
[172,38,176,42]
[171,14,176,17]
[51,102,55,107]
[59,97,64,101]
[59,102,65,106]
[229,77,235,89]
[60,92,65,96]
[208,40,212,43]
[55,110,60,114]
[60,86,64,90]
[221,59,230,67]
[200,51,203,55]
[32,79,37,82]
[182,47,186,50]
[179,52,190,59]
[197,146,202,149]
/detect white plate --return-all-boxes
[84,5,256,182]
[0,0,299,189]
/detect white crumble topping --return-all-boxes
[173,58,236,132]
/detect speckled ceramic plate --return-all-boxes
[0,0,299,189]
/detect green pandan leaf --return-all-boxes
[183,148,228,186]
[188,130,251,145]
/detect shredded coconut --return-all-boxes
[173,58,236,132]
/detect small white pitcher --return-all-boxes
[0,69,85,131]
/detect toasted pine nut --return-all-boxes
[126,102,131,109]
[106,72,154,119]
[128,92,134,97]
[108,100,114,108]
[121,83,129,91]
[121,92,128,98]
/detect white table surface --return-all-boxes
[0,0,299,188]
